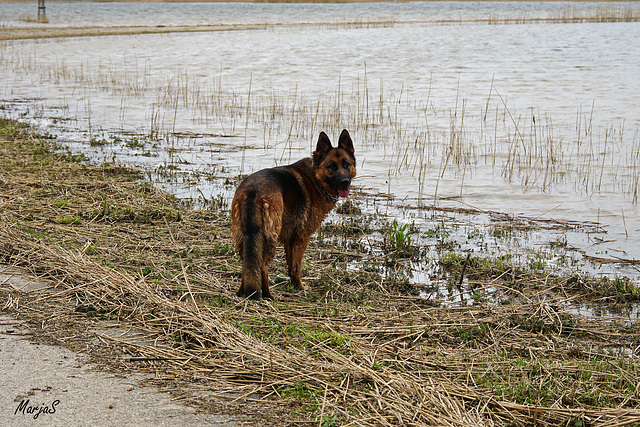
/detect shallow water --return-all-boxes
[1,1,640,285]
[2,1,634,28]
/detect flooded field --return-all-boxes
[1,1,640,291]
[4,5,640,423]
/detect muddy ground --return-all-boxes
[1,118,640,426]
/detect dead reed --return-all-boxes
[2,119,640,426]
[2,35,638,205]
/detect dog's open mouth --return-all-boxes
[338,188,350,198]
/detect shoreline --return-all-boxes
[2,118,640,426]
[0,24,270,40]
[2,14,638,41]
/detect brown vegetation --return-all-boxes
[2,118,640,425]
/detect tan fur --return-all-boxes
[231,130,356,299]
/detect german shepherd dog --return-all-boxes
[231,129,356,299]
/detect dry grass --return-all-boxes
[2,118,640,426]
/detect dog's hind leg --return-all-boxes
[232,193,265,299]
[261,247,275,299]
[232,186,283,300]
[260,199,281,299]
[284,235,311,291]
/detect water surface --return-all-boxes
[1,1,639,283]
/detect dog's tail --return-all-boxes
[232,192,266,300]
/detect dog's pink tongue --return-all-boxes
[338,189,350,198]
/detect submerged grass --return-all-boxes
[2,30,640,207]
[2,119,640,425]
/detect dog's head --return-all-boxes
[313,129,356,199]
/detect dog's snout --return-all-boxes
[340,177,351,188]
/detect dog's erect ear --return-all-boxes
[313,131,333,166]
[338,129,354,156]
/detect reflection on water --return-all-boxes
[0,2,639,287]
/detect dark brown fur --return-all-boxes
[231,129,356,299]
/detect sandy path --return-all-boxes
[0,266,242,426]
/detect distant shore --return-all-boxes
[5,0,412,3]
[1,0,636,40]
[0,24,270,41]
[0,0,630,3]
